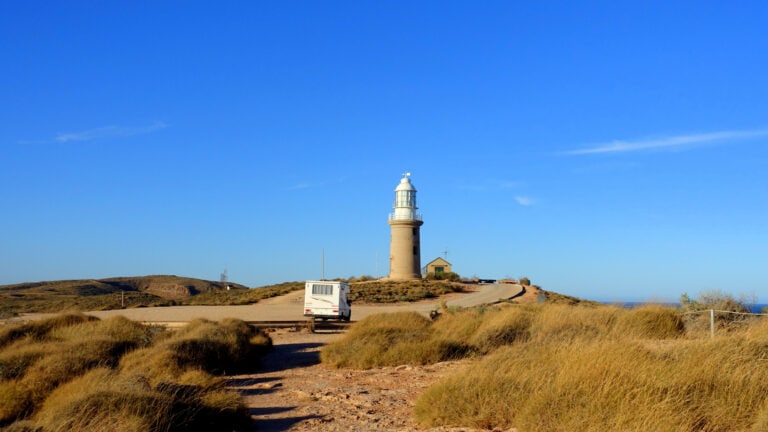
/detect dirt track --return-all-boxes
[11,284,524,431]
[228,329,511,432]
[20,283,523,324]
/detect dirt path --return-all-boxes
[16,283,523,324]
[227,329,500,432]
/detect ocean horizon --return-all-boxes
[603,301,768,314]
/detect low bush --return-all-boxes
[0,315,271,431]
[680,290,755,336]
[528,304,619,343]
[415,332,768,431]
[349,280,465,303]
[321,312,470,368]
[120,318,271,383]
[182,281,305,306]
[425,271,461,282]
[324,300,768,430]
[0,313,97,349]
[613,304,685,339]
[465,307,534,353]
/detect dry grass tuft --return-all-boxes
[412,305,768,431]
[323,301,768,430]
[528,304,619,343]
[0,313,97,349]
[465,307,534,353]
[321,312,471,368]
[0,315,271,430]
[613,304,685,339]
[348,280,466,303]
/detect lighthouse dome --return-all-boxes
[395,176,416,192]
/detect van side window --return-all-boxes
[312,284,333,295]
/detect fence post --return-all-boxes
[710,309,715,339]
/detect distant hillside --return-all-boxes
[0,275,248,316]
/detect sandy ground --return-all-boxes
[228,328,514,432]
[7,285,527,431]
[17,283,523,324]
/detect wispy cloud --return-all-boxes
[54,121,168,143]
[285,177,346,191]
[565,128,768,155]
[514,196,534,206]
[456,179,521,191]
[286,182,312,190]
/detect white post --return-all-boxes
[710,309,715,338]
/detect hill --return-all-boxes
[0,275,248,316]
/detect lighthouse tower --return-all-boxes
[388,173,423,280]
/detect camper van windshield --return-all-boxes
[312,284,334,295]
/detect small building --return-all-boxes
[425,257,452,276]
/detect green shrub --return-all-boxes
[680,290,755,335]
[426,272,461,282]
[349,280,465,303]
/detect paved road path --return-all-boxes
[24,283,523,323]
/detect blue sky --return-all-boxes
[2,1,767,303]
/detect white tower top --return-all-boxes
[390,173,422,221]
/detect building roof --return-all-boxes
[426,257,451,266]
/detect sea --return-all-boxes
[604,301,768,314]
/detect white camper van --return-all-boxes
[303,280,351,321]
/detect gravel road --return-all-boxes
[68,283,522,323]
[228,329,513,432]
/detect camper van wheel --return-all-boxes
[342,312,351,322]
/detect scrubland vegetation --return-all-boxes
[0,314,271,431]
[0,276,471,316]
[348,279,466,303]
[322,297,768,431]
[0,278,305,316]
[182,281,304,305]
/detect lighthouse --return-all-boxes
[388,173,423,279]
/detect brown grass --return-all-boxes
[321,312,471,368]
[0,275,261,315]
[0,314,271,431]
[0,313,98,348]
[182,281,305,305]
[348,280,466,303]
[322,302,768,430]
[413,305,766,431]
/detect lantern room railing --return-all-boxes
[388,212,423,221]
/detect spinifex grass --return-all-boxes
[321,311,471,368]
[323,302,768,431]
[415,333,768,431]
[0,314,272,431]
[348,280,466,303]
